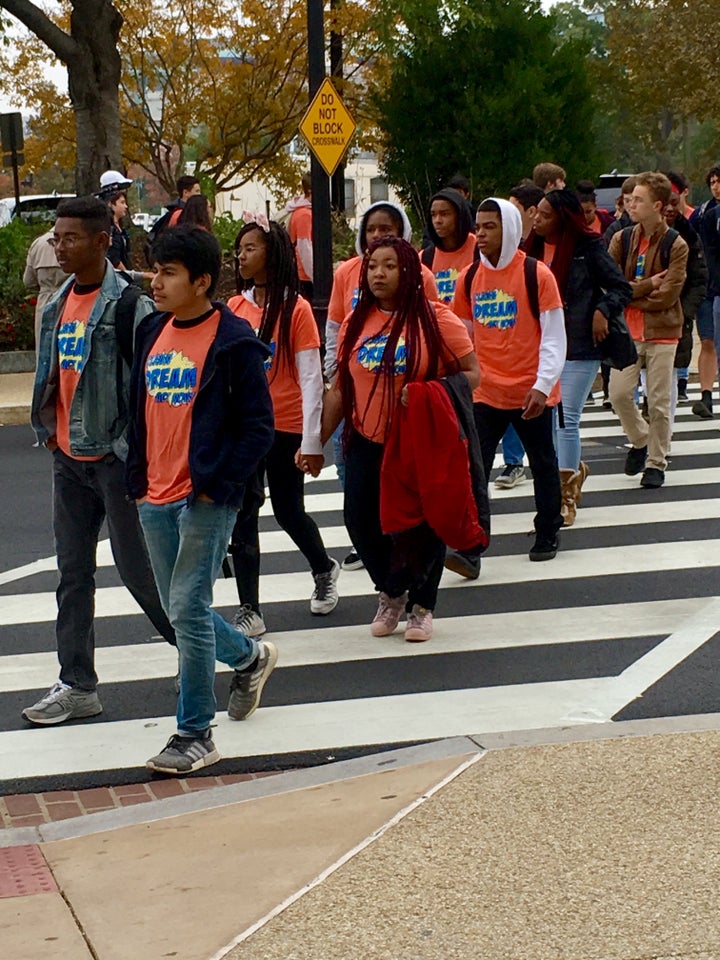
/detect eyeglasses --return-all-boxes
[49,235,83,248]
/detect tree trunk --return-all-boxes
[66,0,124,195]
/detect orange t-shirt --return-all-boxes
[144,310,221,504]
[338,301,473,443]
[168,208,183,227]
[452,252,563,409]
[327,255,439,322]
[227,293,320,433]
[55,285,104,461]
[430,233,477,303]
[542,242,556,269]
[289,205,313,282]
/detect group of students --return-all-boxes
[21,158,695,775]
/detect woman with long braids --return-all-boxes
[528,188,632,524]
[320,236,479,642]
[227,216,339,635]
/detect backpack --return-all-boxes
[620,226,678,274]
[115,282,144,367]
[463,255,540,320]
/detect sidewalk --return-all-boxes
[2,717,720,960]
[0,370,33,426]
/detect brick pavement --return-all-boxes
[0,772,281,830]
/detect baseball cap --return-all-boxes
[98,170,133,192]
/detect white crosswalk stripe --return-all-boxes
[1,389,719,788]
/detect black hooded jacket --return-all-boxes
[425,188,476,254]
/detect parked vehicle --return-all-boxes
[131,212,160,231]
[0,193,75,227]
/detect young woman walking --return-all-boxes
[528,188,632,523]
[319,237,479,642]
[228,217,339,635]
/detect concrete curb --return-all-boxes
[0,405,30,426]
[3,712,720,849]
[0,351,35,374]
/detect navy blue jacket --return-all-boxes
[126,302,274,507]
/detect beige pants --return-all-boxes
[609,340,677,471]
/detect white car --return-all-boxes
[0,193,75,226]
[131,212,160,231]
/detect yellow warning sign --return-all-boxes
[299,78,357,177]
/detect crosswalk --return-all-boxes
[1,388,720,792]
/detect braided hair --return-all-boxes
[234,221,299,380]
[336,236,454,443]
[526,187,598,297]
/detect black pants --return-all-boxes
[52,449,175,691]
[344,430,445,611]
[473,403,562,539]
[230,430,331,613]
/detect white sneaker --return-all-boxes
[310,558,340,615]
[232,604,267,637]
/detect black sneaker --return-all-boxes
[624,445,647,476]
[444,549,481,580]
[640,467,665,488]
[529,535,558,562]
[341,550,364,571]
[692,397,713,420]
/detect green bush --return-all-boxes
[0,219,46,351]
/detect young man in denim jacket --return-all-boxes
[24,196,175,726]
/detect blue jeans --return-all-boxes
[332,420,345,488]
[501,423,524,466]
[554,359,600,471]
[138,498,258,735]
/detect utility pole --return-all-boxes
[330,0,345,214]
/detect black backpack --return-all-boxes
[115,282,144,367]
[463,256,540,320]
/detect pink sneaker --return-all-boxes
[404,604,433,642]
[370,592,406,637]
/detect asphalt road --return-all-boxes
[1,393,720,794]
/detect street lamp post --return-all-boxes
[307,0,333,332]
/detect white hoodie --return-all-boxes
[478,197,566,399]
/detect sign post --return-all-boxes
[0,112,24,211]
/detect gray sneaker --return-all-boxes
[146,731,220,775]
[494,464,526,488]
[22,681,102,726]
[232,604,267,637]
[227,640,278,721]
[310,558,340,615]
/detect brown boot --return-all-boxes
[576,461,590,504]
[560,468,580,527]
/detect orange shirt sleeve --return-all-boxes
[450,265,473,322]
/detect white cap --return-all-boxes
[99,170,133,191]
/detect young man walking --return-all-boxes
[449,198,566,574]
[608,171,688,488]
[127,227,277,774]
[24,196,175,726]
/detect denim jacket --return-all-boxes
[31,260,155,461]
